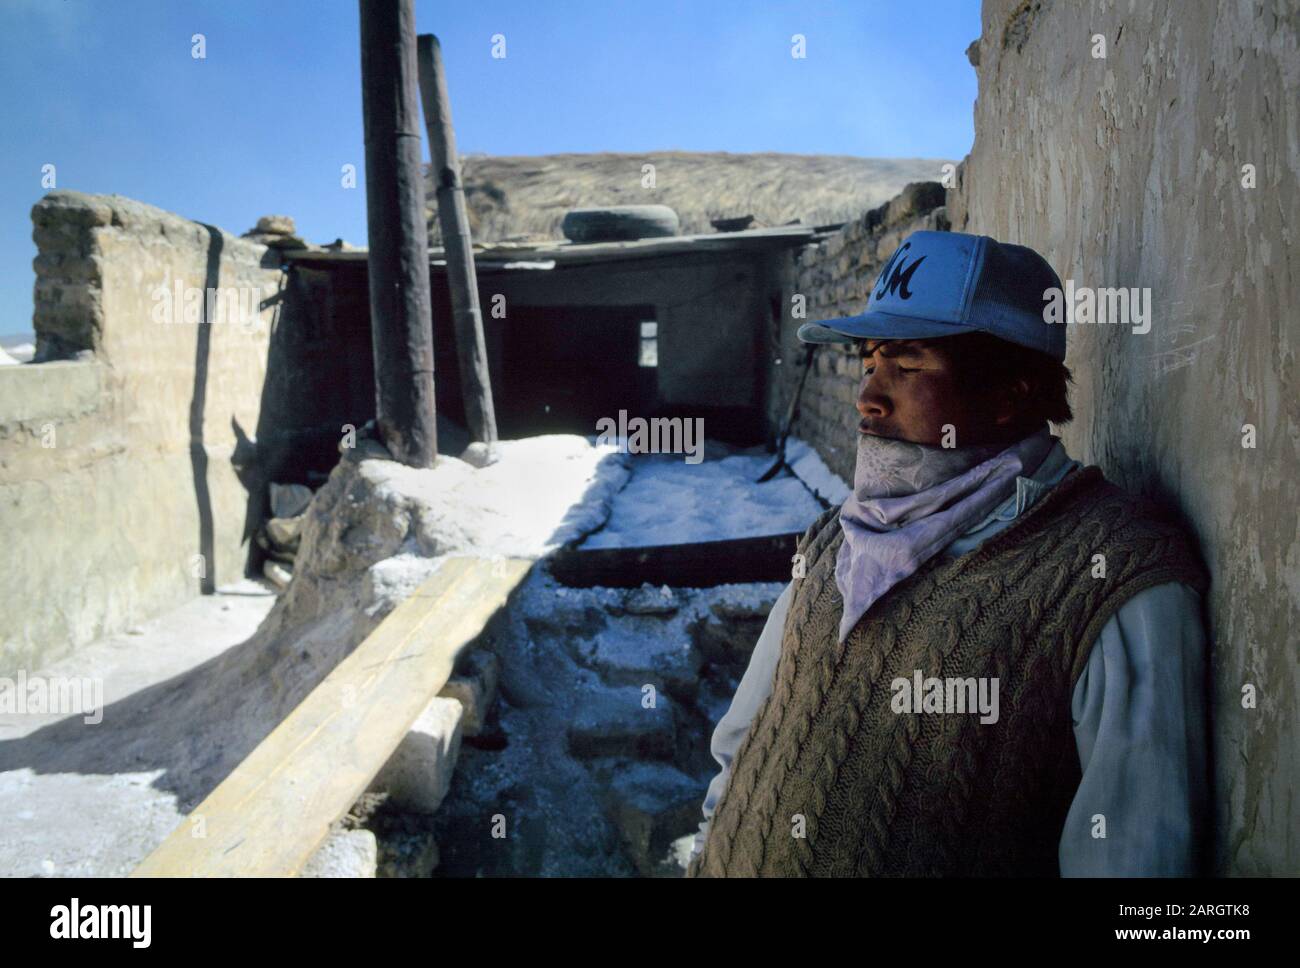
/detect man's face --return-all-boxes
[855,338,990,446]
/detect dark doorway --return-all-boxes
[491,305,657,438]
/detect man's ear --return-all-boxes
[992,377,1033,426]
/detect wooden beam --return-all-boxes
[548,532,803,588]
[131,556,532,877]
[359,0,438,466]
[277,224,818,266]
[417,33,498,449]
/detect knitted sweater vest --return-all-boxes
[687,466,1208,877]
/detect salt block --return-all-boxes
[262,559,292,590]
[270,482,313,519]
[299,828,377,878]
[566,686,676,761]
[438,650,500,736]
[368,696,464,814]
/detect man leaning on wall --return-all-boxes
[687,230,1211,878]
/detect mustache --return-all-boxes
[859,418,902,439]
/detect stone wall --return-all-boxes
[0,192,282,675]
[768,182,949,483]
[948,0,1297,875]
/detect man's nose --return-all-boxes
[857,375,891,419]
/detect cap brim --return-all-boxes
[795,322,857,344]
[796,310,977,344]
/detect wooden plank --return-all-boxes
[359,0,438,466]
[548,532,803,588]
[417,34,499,448]
[131,556,532,877]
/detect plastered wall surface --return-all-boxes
[950,0,1298,874]
[0,191,280,675]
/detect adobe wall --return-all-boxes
[948,0,1298,874]
[0,192,282,675]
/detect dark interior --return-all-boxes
[438,303,658,439]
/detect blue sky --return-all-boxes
[0,0,981,335]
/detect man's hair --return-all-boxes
[856,332,1074,426]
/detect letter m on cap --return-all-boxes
[874,242,926,301]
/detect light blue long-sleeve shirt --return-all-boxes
[691,439,1209,876]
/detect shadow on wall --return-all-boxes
[238,261,488,582]
[240,263,371,579]
[192,224,292,589]
[191,226,220,594]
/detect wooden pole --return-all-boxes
[359,0,437,466]
[417,33,499,448]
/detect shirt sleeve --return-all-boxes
[689,580,794,860]
[1058,581,1209,876]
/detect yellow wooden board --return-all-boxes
[131,555,532,877]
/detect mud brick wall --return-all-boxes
[0,192,282,674]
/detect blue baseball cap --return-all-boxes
[797,230,1066,361]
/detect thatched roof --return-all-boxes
[425,151,950,244]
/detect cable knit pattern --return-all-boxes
[686,466,1208,877]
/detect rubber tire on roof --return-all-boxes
[561,205,680,243]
